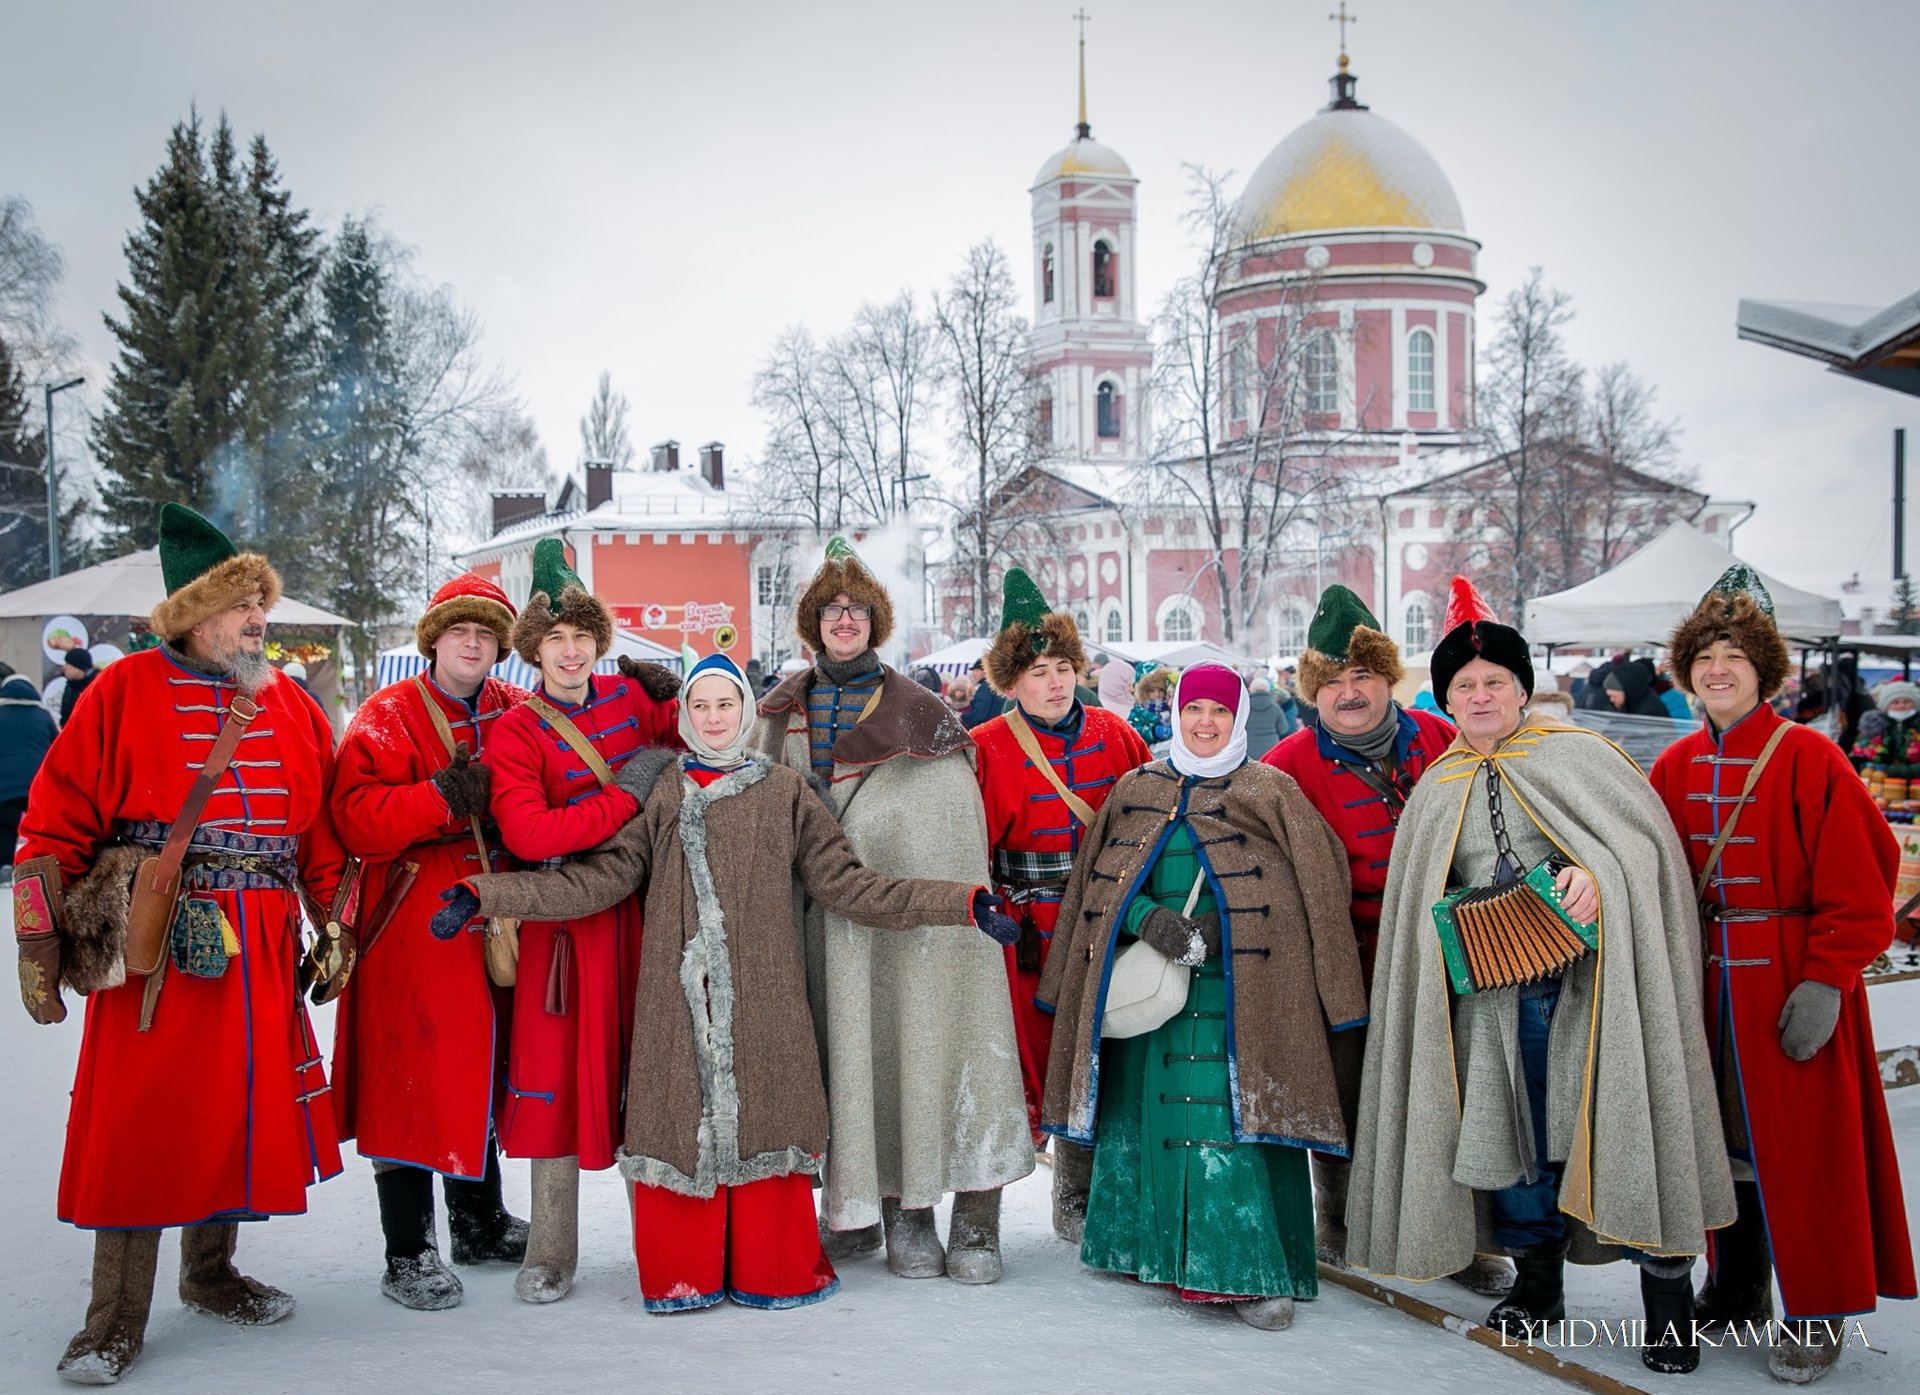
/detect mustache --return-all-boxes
[1336,697,1370,710]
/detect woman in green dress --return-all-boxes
[1036,664,1366,1330]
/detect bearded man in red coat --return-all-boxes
[329,573,532,1310]
[465,538,680,1304]
[1653,566,1915,1384]
[972,568,1150,1241]
[12,504,350,1385]
[1260,585,1511,1297]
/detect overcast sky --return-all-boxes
[9,0,1918,596]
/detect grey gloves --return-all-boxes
[1138,907,1222,966]
[1777,979,1842,1061]
[615,746,681,806]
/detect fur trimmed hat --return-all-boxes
[1664,564,1791,701]
[984,567,1088,696]
[1429,575,1534,712]
[417,572,516,657]
[149,502,282,643]
[1296,584,1405,701]
[794,536,894,654]
[511,537,614,665]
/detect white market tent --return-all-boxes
[1522,523,1843,648]
[0,547,350,630]
[915,636,991,675]
[375,628,681,693]
[1104,639,1259,671]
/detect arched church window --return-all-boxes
[1403,592,1432,651]
[1162,604,1196,643]
[1407,329,1435,412]
[1104,606,1125,644]
[1093,240,1115,299]
[1305,332,1339,415]
[1096,381,1120,439]
[1229,336,1253,424]
[1042,244,1055,304]
[1035,391,1054,447]
[1272,598,1310,656]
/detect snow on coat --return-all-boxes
[751,666,1033,1229]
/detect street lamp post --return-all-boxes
[42,374,84,580]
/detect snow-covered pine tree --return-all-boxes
[579,369,634,470]
[1892,576,1919,636]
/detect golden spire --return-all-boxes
[1074,8,1091,139]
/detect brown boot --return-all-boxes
[178,1222,295,1325]
[57,1229,161,1386]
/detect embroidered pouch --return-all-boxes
[171,895,233,978]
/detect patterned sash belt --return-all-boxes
[122,819,299,892]
[992,848,1074,903]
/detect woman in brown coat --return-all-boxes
[1038,664,1365,1330]
[433,654,1017,1312]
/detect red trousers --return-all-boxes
[1005,942,1055,1148]
[631,1174,838,1312]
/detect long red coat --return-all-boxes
[1651,705,1915,1320]
[18,648,347,1229]
[1261,705,1454,983]
[486,674,677,1169]
[329,672,527,1178]
[974,703,1150,1142]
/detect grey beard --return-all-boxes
[170,638,272,695]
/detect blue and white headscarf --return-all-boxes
[677,653,756,769]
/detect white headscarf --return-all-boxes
[677,654,755,770]
[1168,662,1251,779]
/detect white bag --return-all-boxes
[1100,870,1206,1040]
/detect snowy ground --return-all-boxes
[2,911,1916,1393]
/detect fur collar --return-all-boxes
[758,666,973,766]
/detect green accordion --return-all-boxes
[1431,859,1598,995]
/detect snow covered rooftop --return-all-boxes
[1738,289,1920,396]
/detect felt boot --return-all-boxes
[56,1228,160,1386]
[1234,1296,1297,1330]
[1450,1253,1517,1297]
[1640,1260,1701,1375]
[1311,1155,1350,1267]
[1696,1181,1773,1331]
[818,1214,884,1261]
[514,1155,579,1304]
[377,1166,462,1311]
[1486,1241,1567,1336]
[1768,1321,1844,1385]
[1051,1140,1094,1245]
[444,1144,529,1266]
[177,1222,294,1325]
[882,1197,945,1279]
[945,1189,1003,1285]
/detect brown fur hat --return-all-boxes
[985,613,1089,696]
[1297,625,1405,702]
[149,553,283,643]
[794,536,894,654]
[1665,592,1791,700]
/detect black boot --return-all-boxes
[444,1143,529,1265]
[1695,1181,1773,1331]
[1486,1241,1567,1336]
[1641,1262,1701,1375]
[376,1166,462,1311]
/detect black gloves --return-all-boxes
[1138,906,1222,966]
[972,891,1023,946]
[432,745,491,821]
[618,655,684,703]
[431,884,482,941]
[615,746,680,806]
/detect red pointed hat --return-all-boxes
[1429,574,1534,712]
[416,572,517,657]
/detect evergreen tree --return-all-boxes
[0,331,89,587]
[1892,575,1919,636]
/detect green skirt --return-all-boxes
[1079,956,1317,1300]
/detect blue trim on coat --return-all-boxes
[1329,1014,1369,1032]
[643,1288,726,1314]
[727,1277,841,1310]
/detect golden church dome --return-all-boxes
[1235,69,1464,241]
[1034,134,1134,187]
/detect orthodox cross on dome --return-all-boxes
[1329,2,1358,69]
[1074,8,1092,139]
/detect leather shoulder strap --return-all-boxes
[525,692,616,788]
[412,675,494,866]
[156,692,258,882]
[1694,722,1792,901]
[1006,708,1098,829]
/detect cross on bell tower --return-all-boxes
[1326,2,1366,109]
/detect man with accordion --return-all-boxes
[1344,576,1734,1377]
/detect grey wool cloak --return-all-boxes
[1346,718,1735,1279]
[464,755,980,1199]
[751,666,1033,1228]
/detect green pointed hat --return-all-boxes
[149,502,282,641]
[984,566,1088,694]
[999,567,1053,637]
[1296,582,1406,700]
[529,537,585,603]
[1703,562,1774,618]
[1305,584,1381,662]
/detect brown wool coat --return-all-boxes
[466,755,979,1197]
[1036,759,1367,1152]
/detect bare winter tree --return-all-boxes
[578,368,635,470]
[748,326,849,531]
[1140,166,1369,652]
[825,292,938,524]
[0,195,78,378]
[1580,360,1694,568]
[931,239,1059,634]
[450,408,553,553]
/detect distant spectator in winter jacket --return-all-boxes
[280,660,313,697]
[58,647,96,726]
[961,659,1003,729]
[1852,679,1920,776]
[0,674,58,875]
[1242,676,1286,758]
[1127,668,1174,748]
[1096,654,1135,717]
[1829,655,1873,752]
